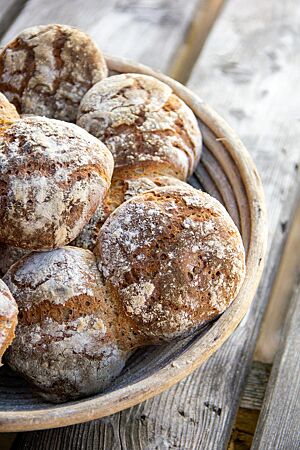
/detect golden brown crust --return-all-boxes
[0,279,18,364]
[0,24,108,122]
[73,164,189,250]
[95,185,245,341]
[0,116,113,250]
[0,92,19,125]
[77,73,202,179]
[3,247,136,403]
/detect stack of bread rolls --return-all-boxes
[0,24,245,402]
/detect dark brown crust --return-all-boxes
[0,116,113,250]
[0,24,108,122]
[77,73,202,179]
[3,247,138,403]
[73,163,189,250]
[95,185,245,342]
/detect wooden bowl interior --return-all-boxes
[0,57,267,431]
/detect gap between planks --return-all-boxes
[169,0,225,83]
[255,201,300,363]
[1,0,224,84]
[252,278,300,449]
[0,1,224,448]
[2,0,300,448]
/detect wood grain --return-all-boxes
[0,0,26,39]
[239,361,271,411]
[1,0,200,73]
[255,203,300,363]
[5,0,300,447]
[252,280,300,449]
[0,58,267,432]
[17,0,299,447]
[169,0,225,83]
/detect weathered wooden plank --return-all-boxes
[252,280,300,449]
[169,0,225,83]
[0,0,26,39]
[2,0,200,73]
[255,203,300,363]
[239,361,271,411]
[228,361,271,449]
[8,0,300,449]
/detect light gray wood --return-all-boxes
[5,0,300,447]
[252,280,300,449]
[17,0,298,447]
[0,56,267,432]
[0,0,26,39]
[239,361,271,411]
[1,0,200,73]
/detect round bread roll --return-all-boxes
[73,166,189,250]
[106,166,190,214]
[0,24,107,122]
[77,73,202,180]
[0,92,19,125]
[0,116,113,250]
[3,247,137,403]
[95,185,245,341]
[0,279,18,365]
[0,244,29,276]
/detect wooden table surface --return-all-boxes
[1,0,300,449]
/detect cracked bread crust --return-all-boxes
[3,247,133,403]
[73,164,189,250]
[95,185,245,342]
[0,116,113,250]
[0,92,19,125]
[0,24,108,122]
[0,279,18,365]
[77,73,202,179]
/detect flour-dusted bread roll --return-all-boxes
[73,166,188,250]
[77,73,202,180]
[0,244,29,276]
[0,92,19,124]
[0,24,107,122]
[3,247,136,403]
[0,116,113,250]
[0,279,18,364]
[95,185,245,341]
[105,166,190,214]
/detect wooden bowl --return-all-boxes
[0,56,268,432]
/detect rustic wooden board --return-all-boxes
[2,0,200,74]
[239,361,271,411]
[0,0,26,39]
[5,0,300,447]
[252,281,300,449]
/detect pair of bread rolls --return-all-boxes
[0,24,245,402]
[4,185,245,401]
[0,25,113,374]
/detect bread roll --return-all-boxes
[0,24,107,122]
[3,247,137,402]
[73,166,188,250]
[77,73,202,180]
[0,279,18,364]
[0,116,113,250]
[95,185,245,341]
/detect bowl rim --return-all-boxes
[0,55,268,432]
